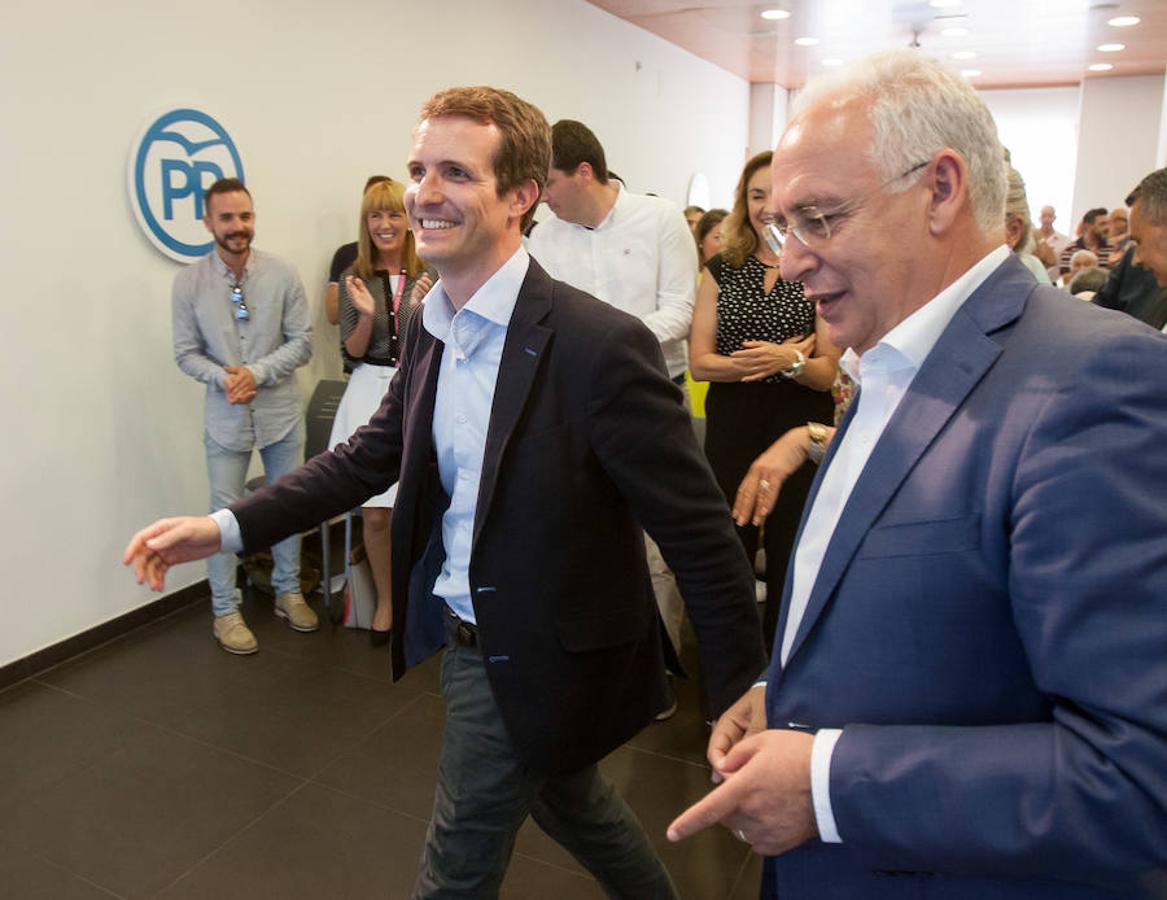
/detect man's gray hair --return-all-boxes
[792,49,1006,235]
[1126,168,1167,225]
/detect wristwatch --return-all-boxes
[806,421,829,465]
[782,350,806,380]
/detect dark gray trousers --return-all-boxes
[413,620,679,899]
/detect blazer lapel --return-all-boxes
[399,332,442,496]
[782,256,1034,666]
[472,265,554,545]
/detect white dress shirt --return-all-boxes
[528,185,697,378]
[785,245,1011,843]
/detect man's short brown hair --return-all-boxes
[419,87,550,231]
[203,177,251,215]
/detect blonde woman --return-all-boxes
[329,179,433,642]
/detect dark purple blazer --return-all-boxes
[233,259,766,774]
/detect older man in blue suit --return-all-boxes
[668,50,1167,898]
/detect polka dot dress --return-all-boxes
[709,254,815,384]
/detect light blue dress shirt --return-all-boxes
[424,249,529,624]
[214,248,529,593]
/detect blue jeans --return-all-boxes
[204,425,303,616]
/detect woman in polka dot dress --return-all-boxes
[690,151,839,649]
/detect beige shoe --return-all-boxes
[274,591,319,633]
[213,611,258,655]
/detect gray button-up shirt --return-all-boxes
[171,248,312,452]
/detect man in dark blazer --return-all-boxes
[667,51,1167,897]
[125,87,766,898]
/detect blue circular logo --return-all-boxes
[128,108,245,262]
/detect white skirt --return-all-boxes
[328,362,399,507]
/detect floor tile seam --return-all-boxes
[621,741,715,771]
[145,779,314,899]
[146,717,319,784]
[255,640,401,689]
[9,844,129,899]
[727,847,759,899]
[293,691,438,780]
[508,848,599,882]
[304,777,434,828]
[23,608,206,684]
[14,684,315,785]
[30,667,414,784]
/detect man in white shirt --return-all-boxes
[666,50,1167,899]
[528,120,698,674]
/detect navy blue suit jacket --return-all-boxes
[764,255,1167,898]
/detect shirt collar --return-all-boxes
[423,246,530,343]
[210,248,256,282]
[593,182,627,231]
[841,244,1010,384]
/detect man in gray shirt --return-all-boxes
[172,177,315,654]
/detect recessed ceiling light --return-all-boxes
[952,50,977,60]
[1107,15,1140,27]
[1097,42,1126,52]
[930,0,961,7]
[942,27,970,37]
[822,58,844,67]
[794,36,820,46]
[760,8,791,21]
[1089,63,1115,72]
[960,69,982,77]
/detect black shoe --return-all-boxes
[370,628,392,647]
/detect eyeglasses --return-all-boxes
[762,160,930,254]
[230,283,249,321]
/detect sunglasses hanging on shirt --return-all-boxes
[230,282,250,321]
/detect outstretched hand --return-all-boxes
[122,516,222,592]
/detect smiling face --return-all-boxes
[745,166,772,245]
[203,190,254,259]
[404,115,530,299]
[772,97,934,355]
[366,208,407,259]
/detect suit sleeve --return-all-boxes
[583,315,767,715]
[828,328,1167,882]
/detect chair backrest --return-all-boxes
[305,379,349,460]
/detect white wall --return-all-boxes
[0,0,749,667]
[1073,75,1164,220]
[747,82,789,160]
[980,86,1080,234]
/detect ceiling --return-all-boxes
[586,0,1167,89]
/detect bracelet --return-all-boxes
[806,421,829,465]
[782,350,806,380]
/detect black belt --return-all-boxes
[361,356,398,368]
[445,605,478,647]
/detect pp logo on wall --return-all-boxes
[128,108,245,263]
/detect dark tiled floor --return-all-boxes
[0,590,761,899]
